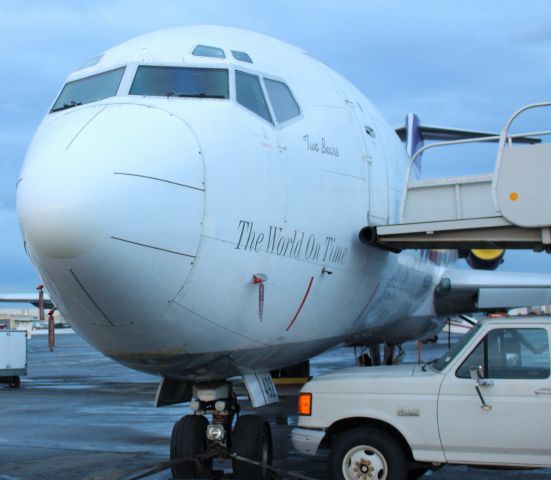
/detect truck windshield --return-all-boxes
[130,66,229,99]
[51,67,126,113]
[432,323,483,372]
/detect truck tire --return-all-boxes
[328,426,408,480]
[408,467,428,479]
[8,376,20,388]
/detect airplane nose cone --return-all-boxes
[17,103,205,329]
[18,151,105,259]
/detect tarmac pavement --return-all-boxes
[0,332,549,479]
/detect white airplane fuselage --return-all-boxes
[17,26,452,381]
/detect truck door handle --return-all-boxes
[535,388,551,395]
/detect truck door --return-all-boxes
[437,326,551,466]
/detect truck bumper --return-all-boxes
[291,427,325,456]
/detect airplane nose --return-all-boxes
[17,103,205,328]
[18,142,105,259]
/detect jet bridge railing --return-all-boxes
[365,101,551,252]
[499,101,551,148]
[494,102,551,228]
[403,104,551,224]
[404,102,551,188]
[401,131,548,225]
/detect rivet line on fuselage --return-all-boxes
[352,281,381,325]
[113,172,205,192]
[110,236,196,258]
[65,106,107,151]
[69,268,115,326]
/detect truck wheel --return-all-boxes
[8,376,20,388]
[329,426,407,480]
[408,467,428,479]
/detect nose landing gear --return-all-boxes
[170,415,212,478]
[232,414,273,480]
[169,381,273,480]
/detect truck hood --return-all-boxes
[303,364,444,396]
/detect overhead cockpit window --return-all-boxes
[235,71,272,124]
[129,66,229,99]
[264,79,300,123]
[78,54,103,70]
[50,67,125,113]
[231,50,253,63]
[192,45,226,59]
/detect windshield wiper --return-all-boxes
[51,100,82,112]
[166,90,225,99]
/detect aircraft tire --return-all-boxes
[328,426,407,480]
[232,415,273,480]
[8,376,20,388]
[170,414,211,479]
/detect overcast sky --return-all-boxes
[2,0,551,292]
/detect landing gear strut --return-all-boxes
[169,381,273,480]
[357,342,403,366]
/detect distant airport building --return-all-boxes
[0,307,66,332]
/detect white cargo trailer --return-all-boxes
[0,330,27,388]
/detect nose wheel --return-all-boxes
[169,381,274,480]
[232,414,273,480]
[170,415,212,479]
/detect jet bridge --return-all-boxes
[363,102,551,253]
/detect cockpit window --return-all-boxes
[129,66,229,99]
[235,71,272,124]
[78,54,103,70]
[231,50,253,63]
[264,79,300,123]
[192,45,226,59]
[50,67,125,113]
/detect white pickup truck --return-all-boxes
[292,316,551,479]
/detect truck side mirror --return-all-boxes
[470,365,493,411]
[469,365,485,381]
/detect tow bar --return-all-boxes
[117,445,319,480]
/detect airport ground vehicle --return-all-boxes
[0,330,27,388]
[293,316,551,479]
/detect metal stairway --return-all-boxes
[364,102,551,252]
